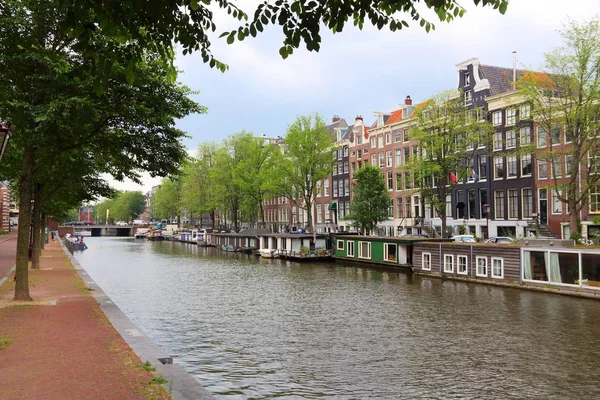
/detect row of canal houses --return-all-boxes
[261,56,600,242]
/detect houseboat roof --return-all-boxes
[210,228,272,237]
[333,234,451,244]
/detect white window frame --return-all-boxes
[520,126,531,145]
[386,151,393,167]
[491,257,504,279]
[476,256,488,277]
[444,254,454,273]
[505,130,517,149]
[422,252,431,271]
[457,255,468,275]
[384,243,398,262]
[493,132,503,151]
[521,153,532,177]
[522,188,533,219]
[358,241,371,259]
[537,126,548,148]
[508,189,518,220]
[465,90,473,106]
[347,241,355,257]
[507,155,518,179]
[337,240,344,250]
[385,133,391,145]
[506,108,517,126]
[492,111,502,126]
[464,72,471,87]
[590,185,600,214]
[520,103,531,119]
[494,156,504,180]
[538,159,548,180]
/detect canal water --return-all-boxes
[74,237,600,399]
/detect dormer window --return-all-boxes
[402,108,408,119]
[464,72,471,87]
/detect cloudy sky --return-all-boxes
[109,0,600,193]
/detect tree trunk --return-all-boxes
[14,147,34,301]
[211,210,216,230]
[31,184,42,269]
[569,200,579,239]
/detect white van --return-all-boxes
[452,234,476,243]
[132,220,146,226]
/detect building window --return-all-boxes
[370,137,377,148]
[344,146,349,157]
[339,180,344,197]
[324,180,330,196]
[406,197,412,218]
[522,188,533,218]
[371,154,377,166]
[552,156,562,178]
[378,135,384,148]
[476,256,488,277]
[550,125,561,145]
[521,154,532,176]
[397,197,404,217]
[506,130,517,149]
[493,132,503,150]
[552,190,562,214]
[377,152,383,168]
[396,174,403,191]
[457,255,468,275]
[494,157,505,179]
[444,254,454,273]
[464,72,471,86]
[520,103,531,119]
[385,133,391,145]
[347,241,355,257]
[344,178,350,196]
[479,156,487,181]
[384,243,397,262]
[404,172,412,189]
[493,111,502,126]
[520,126,531,145]
[422,252,431,271]
[403,128,409,142]
[386,151,393,167]
[590,185,600,213]
[565,154,573,176]
[538,159,548,179]
[333,181,338,197]
[404,147,410,163]
[358,241,371,259]
[333,164,338,176]
[395,149,402,166]
[565,129,573,143]
[465,90,472,105]
[507,156,517,178]
[491,258,504,279]
[508,189,518,219]
[387,171,394,190]
[495,190,505,219]
[394,130,402,142]
[537,126,548,147]
[316,205,322,223]
[506,108,517,126]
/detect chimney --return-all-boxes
[405,95,412,105]
[512,51,517,91]
[355,115,363,122]
[332,115,341,123]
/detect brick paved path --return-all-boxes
[0,240,170,400]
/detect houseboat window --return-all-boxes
[358,241,371,259]
[422,252,431,271]
[384,244,397,262]
[337,240,344,250]
[582,253,600,289]
[491,258,504,279]
[347,241,355,257]
[476,256,488,277]
[457,255,468,275]
[523,250,576,284]
[444,254,454,273]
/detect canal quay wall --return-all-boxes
[61,241,215,400]
[331,234,600,301]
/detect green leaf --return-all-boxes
[189,0,200,11]
[227,33,235,44]
[279,46,288,59]
[499,1,508,14]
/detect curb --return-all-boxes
[0,264,16,288]
[60,241,214,400]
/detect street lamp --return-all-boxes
[483,203,491,240]
[0,125,11,162]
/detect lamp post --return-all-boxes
[0,125,11,162]
[483,203,490,240]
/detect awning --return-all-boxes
[328,203,337,211]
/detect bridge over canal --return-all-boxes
[58,225,135,237]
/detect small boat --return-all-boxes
[238,246,257,254]
[259,249,280,258]
[222,244,238,252]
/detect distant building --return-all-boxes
[79,206,94,223]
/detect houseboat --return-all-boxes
[208,228,269,254]
[257,232,330,260]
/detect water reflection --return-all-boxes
[75,237,600,399]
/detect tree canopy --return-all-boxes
[348,164,390,234]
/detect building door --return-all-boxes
[539,189,548,225]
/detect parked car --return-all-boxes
[485,236,515,244]
[452,234,476,243]
[132,220,146,226]
[402,234,429,239]
[116,221,128,226]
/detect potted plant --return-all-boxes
[569,266,589,285]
